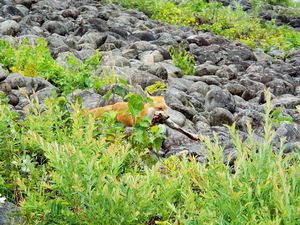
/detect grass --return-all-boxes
[0,38,101,94]
[0,1,299,223]
[107,0,300,52]
[0,80,299,224]
[169,45,195,75]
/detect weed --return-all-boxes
[0,89,299,224]
[0,38,101,94]
[146,81,167,95]
[271,107,294,126]
[169,45,195,75]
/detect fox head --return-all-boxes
[144,96,168,118]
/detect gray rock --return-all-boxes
[78,32,107,49]
[224,83,246,96]
[0,202,22,225]
[30,87,58,102]
[197,76,221,86]
[101,55,130,67]
[194,120,210,132]
[192,113,209,124]
[128,41,157,52]
[189,92,205,112]
[195,63,219,76]
[205,89,236,112]
[295,86,300,96]
[215,65,236,80]
[147,63,168,80]
[197,32,229,45]
[241,89,257,101]
[165,87,189,104]
[42,20,67,35]
[167,108,186,127]
[163,127,198,151]
[168,78,189,92]
[240,78,266,97]
[254,48,273,62]
[186,34,210,46]
[2,5,24,17]
[266,79,294,96]
[246,64,265,73]
[0,82,11,94]
[139,50,164,66]
[168,102,197,120]
[281,142,300,154]
[0,67,8,82]
[272,95,300,109]
[209,107,234,126]
[111,67,161,89]
[47,34,69,49]
[0,20,20,36]
[7,93,19,106]
[62,8,80,19]
[235,109,264,132]
[275,123,300,143]
[187,81,209,97]
[4,73,26,89]
[156,62,183,78]
[32,0,68,10]
[67,90,103,109]
[15,0,35,8]
[122,49,138,59]
[15,4,29,16]
[151,32,177,46]
[133,31,156,41]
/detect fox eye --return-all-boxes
[158,107,163,110]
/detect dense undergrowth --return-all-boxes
[0,88,299,224]
[0,0,300,224]
[0,38,101,94]
[107,0,300,52]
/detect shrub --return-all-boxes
[169,45,195,75]
[1,85,299,224]
[0,38,101,94]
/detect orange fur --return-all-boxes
[90,96,167,127]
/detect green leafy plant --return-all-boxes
[0,38,102,94]
[169,45,195,75]
[0,89,299,224]
[146,81,167,95]
[271,107,294,125]
[125,93,167,152]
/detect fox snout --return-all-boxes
[151,110,169,126]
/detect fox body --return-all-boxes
[90,96,167,127]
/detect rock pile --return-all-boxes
[0,0,299,162]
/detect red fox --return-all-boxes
[89,96,167,127]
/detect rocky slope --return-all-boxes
[0,0,299,164]
[217,0,300,32]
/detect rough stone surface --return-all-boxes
[0,20,20,35]
[0,202,23,225]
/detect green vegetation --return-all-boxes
[271,107,295,126]
[0,38,101,94]
[146,81,168,95]
[169,45,195,75]
[0,90,299,224]
[107,0,300,52]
